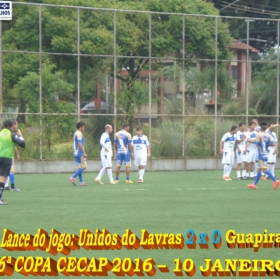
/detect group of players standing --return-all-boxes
[69,122,150,186]
[220,118,280,190]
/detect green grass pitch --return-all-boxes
[1,170,280,278]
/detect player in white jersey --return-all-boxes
[220,125,238,181]
[265,123,279,178]
[94,125,116,185]
[132,126,151,183]
[235,123,247,180]
[244,121,258,179]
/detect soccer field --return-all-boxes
[1,170,280,278]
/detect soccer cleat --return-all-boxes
[0,199,8,205]
[126,180,133,184]
[94,178,104,185]
[115,180,119,184]
[224,177,232,181]
[137,179,144,183]
[110,180,116,185]
[11,187,20,192]
[69,177,76,186]
[261,175,266,180]
[79,182,87,187]
[273,180,280,190]
[4,186,11,191]
[248,183,257,189]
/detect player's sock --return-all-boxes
[223,165,228,177]
[9,173,15,189]
[237,170,241,178]
[138,170,140,178]
[107,169,113,181]
[246,171,250,177]
[96,167,106,179]
[142,169,145,179]
[0,182,4,199]
[139,170,144,180]
[265,170,276,182]
[250,172,254,178]
[270,164,275,177]
[228,165,233,176]
[242,170,247,177]
[4,177,9,188]
[115,176,119,180]
[126,176,130,180]
[78,173,83,183]
[73,168,83,179]
[254,172,262,185]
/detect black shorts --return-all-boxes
[0,157,12,177]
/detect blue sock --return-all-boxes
[78,173,83,183]
[126,176,129,180]
[265,170,276,182]
[116,176,119,180]
[254,172,262,185]
[9,173,15,184]
[73,168,83,179]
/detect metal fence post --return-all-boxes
[39,5,43,160]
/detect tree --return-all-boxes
[250,48,279,116]
[12,61,75,152]
[3,0,233,134]
[210,0,280,53]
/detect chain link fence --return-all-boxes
[1,2,280,161]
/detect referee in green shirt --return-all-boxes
[0,119,25,205]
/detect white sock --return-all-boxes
[261,172,264,176]
[223,165,228,177]
[270,164,275,176]
[242,170,247,177]
[107,169,113,181]
[139,169,145,180]
[246,171,250,177]
[228,165,232,176]
[237,170,241,178]
[250,172,254,178]
[96,167,106,179]
[138,170,141,178]
[5,177,9,188]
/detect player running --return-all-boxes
[0,119,25,205]
[132,126,150,183]
[244,121,258,179]
[220,125,238,181]
[248,122,280,190]
[235,122,247,180]
[69,122,87,187]
[94,124,116,185]
[114,124,133,184]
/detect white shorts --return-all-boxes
[244,149,257,163]
[101,153,112,168]
[222,152,234,165]
[134,157,147,167]
[267,147,277,163]
[236,150,246,164]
